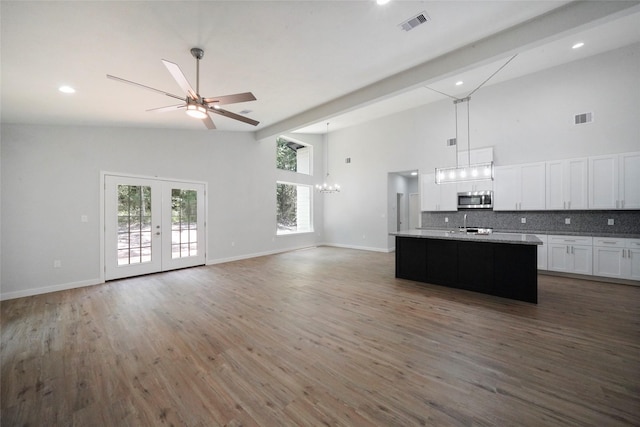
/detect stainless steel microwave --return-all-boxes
[457,191,493,209]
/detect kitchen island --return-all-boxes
[391,229,542,303]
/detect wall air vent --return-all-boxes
[447,138,457,146]
[400,11,430,32]
[574,112,593,125]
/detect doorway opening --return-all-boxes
[387,170,420,251]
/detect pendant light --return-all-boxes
[316,122,340,193]
[433,54,518,184]
[435,96,493,184]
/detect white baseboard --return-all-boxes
[319,243,393,253]
[1,246,393,301]
[207,245,319,265]
[1,278,103,301]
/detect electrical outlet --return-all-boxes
[80,215,88,223]
[565,218,571,225]
[521,217,526,224]
[53,260,62,268]
[608,218,615,226]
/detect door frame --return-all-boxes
[100,171,208,283]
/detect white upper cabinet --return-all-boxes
[589,152,640,209]
[494,162,546,211]
[420,173,457,212]
[620,152,640,209]
[546,158,588,210]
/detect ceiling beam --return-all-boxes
[255,0,639,140]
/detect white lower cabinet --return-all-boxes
[547,235,593,275]
[535,234,547,270]
[593,238,640,280]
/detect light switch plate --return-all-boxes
[445,217,449,223]
[565,218,571,225]
[521,217,526,224]
[608,218,614,225]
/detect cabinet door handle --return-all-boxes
[571,246,574,254]
[622,200,625,209]
[622,249,626,258]
[566,246,569,254]
[568,201,571,209]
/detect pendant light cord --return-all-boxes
[467,99,471,166]
[454,102,459,168]
[326,122,330,179]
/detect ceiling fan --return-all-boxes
[107,47,259,129]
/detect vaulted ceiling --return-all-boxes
[1,1,639,136]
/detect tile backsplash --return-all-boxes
[420,210,640,236]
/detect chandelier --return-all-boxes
[316,122,340,193]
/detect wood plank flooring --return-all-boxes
[2,247,639,426]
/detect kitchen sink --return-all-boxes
[458,227,493,235]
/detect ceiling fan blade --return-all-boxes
[162,59,198,100]
[202,113,216,129]
[203,92,257,106]
[106,74,185,101]
[146,104,186,113]
[208,107,259,126]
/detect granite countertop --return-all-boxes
[391,229,543,245]
[416,227,640,239]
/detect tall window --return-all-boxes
[276,137,311,175]
[276,182,312,234]
[276,136,313,235]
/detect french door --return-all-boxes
[104,175,206,280]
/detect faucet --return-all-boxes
[463,213,467,232]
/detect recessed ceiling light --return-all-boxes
[58,85,75,94]
[455,81,464,86]
[376,0,391,4]
[572,42,585,49]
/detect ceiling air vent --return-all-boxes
[447,138,457,146]
[400,11,430,32]
[574,112,593,125]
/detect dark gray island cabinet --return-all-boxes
[392,230,542,303]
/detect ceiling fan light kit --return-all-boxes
[186,102,208,119]
[106,47,259,130]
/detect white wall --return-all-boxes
[0,125,323,299]
[323,43,640,251]
[2,43,638,299]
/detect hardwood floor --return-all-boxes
[2,247,639,426]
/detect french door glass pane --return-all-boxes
[171,189,198,259]
[117,185,152,266]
